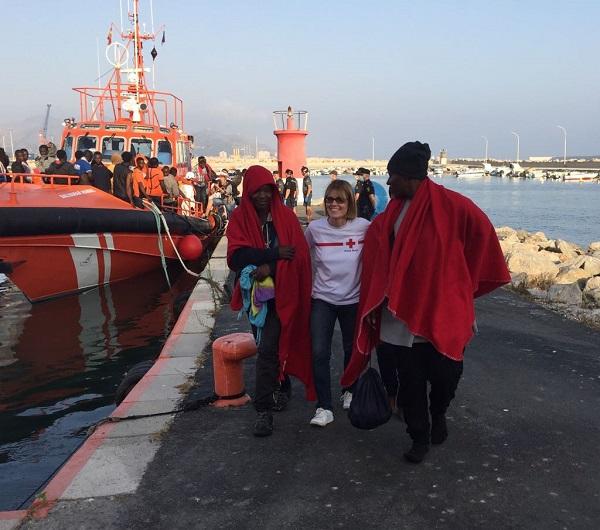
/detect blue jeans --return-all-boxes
[311,298,358,410]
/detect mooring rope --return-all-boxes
[142,199,201,279]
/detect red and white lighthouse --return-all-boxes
[273,106,308,181]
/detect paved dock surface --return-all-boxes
[21,287,600,529]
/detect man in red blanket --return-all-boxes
[341,142,510,463]
[227,165,314,437]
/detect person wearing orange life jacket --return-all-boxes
[132,156,150,208]
[144,157,167,207]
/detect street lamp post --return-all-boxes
[511,131,520,162]
[8,130,14,161]
[482,136,488,163]
[556,125,567,166]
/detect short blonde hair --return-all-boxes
[324,180,357,220]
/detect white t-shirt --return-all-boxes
[305,217,370,305]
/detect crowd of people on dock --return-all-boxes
[0,145,239,218]
[227,141,511,464]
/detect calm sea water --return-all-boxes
[0,267,198,511]
[310,175,600,247]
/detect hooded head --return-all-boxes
[242,166,276,198]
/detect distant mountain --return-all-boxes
[189,129,273,157]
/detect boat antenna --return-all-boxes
[150,0,156,89]
[150,0,155,34]
[119,0,124,32]
[96,37,101,89]
[133,0,141,105]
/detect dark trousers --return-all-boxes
[358,206,374,221]
[311,298,358,410]
[376,342,463,444]
[194,185,207,209]
[254,306,281,412]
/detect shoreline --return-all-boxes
[497,226,600,328]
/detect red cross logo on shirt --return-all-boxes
[346,238,356,249]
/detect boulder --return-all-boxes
[523,231,548,245]
[555,239,583,256]
[584,276,600,292]
[547,283,582,305]
[505,242,542,257]
[500,239,519,255]
[555,267,592,285]
[588,241,600,253]
[584,288,600,308]
[506,251,559,278]
[495,226,518,240]
[592,251,600,259]
[538,250,563,264]
[510,272,528,288]
[580,256,600,276]
[516,229,530,242]
[527,288,547,298]
[542,240,558,252]
[560,255,586,269]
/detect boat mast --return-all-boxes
[133,0,142,105]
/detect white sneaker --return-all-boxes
[310,408,334,427]
[341,391,353,410]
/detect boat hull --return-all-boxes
[0,232,189,302]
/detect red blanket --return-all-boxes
[226,165,315,399]
[341,178,510,387]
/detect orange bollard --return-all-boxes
[211,332,257,408]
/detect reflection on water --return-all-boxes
[0,267,198,510]
[311,175,600,246]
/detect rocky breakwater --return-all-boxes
[497,226,600,325]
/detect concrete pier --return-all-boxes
[13,249,600,528]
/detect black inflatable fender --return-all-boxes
[114,360,155,405]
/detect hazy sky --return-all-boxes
[1,0,599,159]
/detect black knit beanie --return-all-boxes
[387,141,431,180]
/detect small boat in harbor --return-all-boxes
[0,0,223,302]
[455,166,486,179]
[562,171,599,182]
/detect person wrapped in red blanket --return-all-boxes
[227,165,314,437]
[341,141,510,463]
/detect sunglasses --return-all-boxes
[325,196,346,204]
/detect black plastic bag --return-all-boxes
[348,367,392,430]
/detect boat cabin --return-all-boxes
[61,121,194,175]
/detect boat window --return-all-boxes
[76,136,97,152]
[63,136,74,161]
[176,141,185,165]
[157,140,172,165]
[102,137,126,160]
[184,142,193,169]
[131,138,153,158]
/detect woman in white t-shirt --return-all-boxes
[304,180,370,427]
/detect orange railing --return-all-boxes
[1,173,82,204]
[0,173,80,186]
[1,173,218,222]
[159,195,206,218]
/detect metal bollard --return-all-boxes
[211,332,257,408]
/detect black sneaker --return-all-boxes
[253,411,273,437]
[431,415,448,445]
[403,442,429,464]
